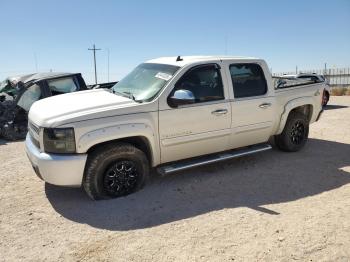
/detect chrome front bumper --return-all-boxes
[25,134,87,187]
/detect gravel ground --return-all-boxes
[1,97,350,262]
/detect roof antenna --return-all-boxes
[176,56,183,62]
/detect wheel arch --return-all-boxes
[277,98,314,134]
[77,123,160,166]
[86,136,154,166]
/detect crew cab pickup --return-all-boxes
[25,56,325,200]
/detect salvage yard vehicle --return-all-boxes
[25,56,325,200]
[0,73,115,140]
[0,72,88,140]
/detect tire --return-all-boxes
[83,142,149,200]
[274,112,309,152]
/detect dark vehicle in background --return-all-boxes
[0,72,115,140]
[281,73,330,106]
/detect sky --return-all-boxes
[0,0,349,84]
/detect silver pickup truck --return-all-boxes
[25,56,325,200]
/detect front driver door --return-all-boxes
[159,63,232,163]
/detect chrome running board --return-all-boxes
[157,143,272,175]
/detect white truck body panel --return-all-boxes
[25,56,325,187]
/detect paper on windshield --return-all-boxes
[155,72,172,81]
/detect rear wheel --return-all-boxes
[275,112,309,152]
[83,142,149,200]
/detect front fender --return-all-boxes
[277,97,314,134]
[77,123,159,166]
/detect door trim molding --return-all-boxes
[234,121,273,134]
[161,129,232,147]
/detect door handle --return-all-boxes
[211,109,228,115]
[259,103,272,109]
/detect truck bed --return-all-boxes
[273,76,318,89]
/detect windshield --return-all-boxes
[112,63,180,102]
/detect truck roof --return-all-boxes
[146,56,261,67]
[24,72,79,83]
[6,72,79,86]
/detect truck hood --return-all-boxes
[29,89,140,127]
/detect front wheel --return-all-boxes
[83,142,149,200]
[275,112,309,152]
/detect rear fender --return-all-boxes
[277,97,314,134]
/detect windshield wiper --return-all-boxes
[112,90,142,103]
[122,91,136,101]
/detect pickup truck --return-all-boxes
[25,56,325,200]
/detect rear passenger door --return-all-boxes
[224,62,275,148]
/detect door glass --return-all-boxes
[230,64,267,98]
[174,65,224,103]
[17,84,41,111]
[48,77,78,95]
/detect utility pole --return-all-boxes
[296,65,298,74]
[88,44,101,85]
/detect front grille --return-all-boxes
[29,121,40,135]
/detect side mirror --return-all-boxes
[168,89,195,107]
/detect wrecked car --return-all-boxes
[0,72,90,140]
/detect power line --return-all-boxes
[88,44,101,85]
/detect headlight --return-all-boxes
[43,128,76,153]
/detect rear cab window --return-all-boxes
[47,77,78,95]
[229,63,268,98]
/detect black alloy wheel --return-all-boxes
[103,160,139,197]
[83,142,149,200]
[290,120,305,145]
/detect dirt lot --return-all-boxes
[1,97,350,262]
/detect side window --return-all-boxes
[174,64,224,103]
[17,84,41,111]
[47,77,78,95]
[229,63,267,98]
